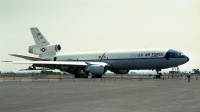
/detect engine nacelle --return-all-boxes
[60,66,69,71]
[29,44,61,55]
[84,65,107,75]
[113,70,129,74]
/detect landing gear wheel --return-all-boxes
[95,75,102,78]
[155,69,162,78]
[74,74,81,78]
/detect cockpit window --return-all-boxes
[181,52,184,55]
[176,52,184,56]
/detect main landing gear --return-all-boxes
[154,69,162,78]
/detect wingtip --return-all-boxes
[9,54,15,56]
[2,61,12,62]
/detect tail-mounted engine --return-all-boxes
[29,44,61,55]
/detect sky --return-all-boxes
[0,0,200,73]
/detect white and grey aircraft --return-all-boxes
[7,28,189,78]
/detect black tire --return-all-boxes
[95,75,102,78]
[74,74,81,78]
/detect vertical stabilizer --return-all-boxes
[30,28,50,45]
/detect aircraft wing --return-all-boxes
[12,61,110,66]
[9,54,49,61]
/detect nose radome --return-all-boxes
[187,57,189,62]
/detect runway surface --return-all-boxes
[0,78,200,112]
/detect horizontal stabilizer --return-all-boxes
[9,54,50,61]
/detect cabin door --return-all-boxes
[132,53,137,68]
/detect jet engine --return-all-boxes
[29,44,61,55]
[84,65,107,75]
[113,70,129,74]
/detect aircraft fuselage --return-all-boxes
[52,48,189,71]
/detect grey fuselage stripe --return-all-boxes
[59,57,187,62]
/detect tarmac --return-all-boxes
[0,77,200,112]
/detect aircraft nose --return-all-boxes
[184,55,189,62]
[187,57,189,62]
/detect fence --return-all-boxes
[2,74,21,82]
[0,74,199,83]
[58,75,75,83]
[81,75,96,82]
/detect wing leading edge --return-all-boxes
[12,61,110,67]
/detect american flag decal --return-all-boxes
[37,33,41,36]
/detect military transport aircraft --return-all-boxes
[5,28,189,78]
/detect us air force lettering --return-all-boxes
[6,28,189,78]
